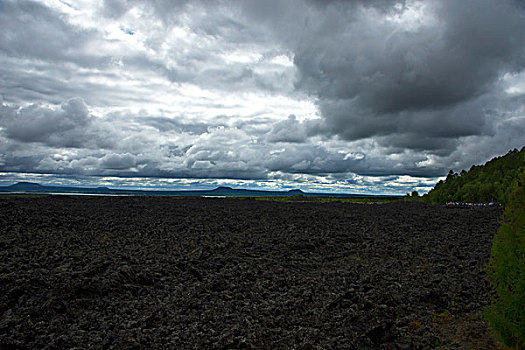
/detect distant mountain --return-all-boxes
[7,182,45,190]
[1,182,124,195]
[210,186,235,194]
[0,182,398,198]
[422,147,525,205]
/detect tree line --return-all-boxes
[421,147,525,205]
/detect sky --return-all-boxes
[0,0,524,195]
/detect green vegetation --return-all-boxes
[485,171,525,349]
[422,147,525,205]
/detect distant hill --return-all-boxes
[0,182,394,198]
[7,182,45,191]
[422,147,525,205]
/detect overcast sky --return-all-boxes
[1,0,524,194]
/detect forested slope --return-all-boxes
[423,148,525,205]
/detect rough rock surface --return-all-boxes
[0,197,502,349]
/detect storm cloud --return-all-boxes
[262,0,525,146]
[0,0,524,194]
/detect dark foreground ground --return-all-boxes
[0,197,503,349]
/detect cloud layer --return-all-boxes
[1,0,524,194]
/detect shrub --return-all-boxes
[485,172,525,349]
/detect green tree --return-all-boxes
[422,148,525,205]
[485,172,525,349]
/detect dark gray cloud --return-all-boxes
[263,142,446,177]
[240,0,525,159]
[3,98,88,142]
[99,153,138,170]
[292,0,525,107]
[140,116,210,134]
[266,115,324,143]
[0,0,100,66]
[0,98,117,149]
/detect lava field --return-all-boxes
[0,197,502,349]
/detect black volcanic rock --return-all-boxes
[0,197,502,349]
